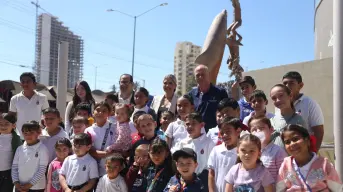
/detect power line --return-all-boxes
[2,0,35,17]
[0,8,231,77]
[0,16,175,72]
[3,1,173,65]
[0,60,114,84]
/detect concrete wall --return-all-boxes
[314,0,333,59]
[244,57,333,143]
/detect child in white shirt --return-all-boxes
[166,95,205,149]
[0,113,22,192]
[96,154,128,192]
[172,112,215,191]
[70,116,88,140]
[208,117,241,192]
[85,101,116,176]
[59,133,98,192]
[12,121,49,192]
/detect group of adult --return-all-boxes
[8,64,324,149]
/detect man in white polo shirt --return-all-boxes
[280,71,324,150]
[9,72,49,140]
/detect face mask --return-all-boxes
[252,131,266,143]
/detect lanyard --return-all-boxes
[147,168,164,192]
[292,158,312,192]
[100,123,112,151]
[178,177,189,192]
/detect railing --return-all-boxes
[318,143,335,164]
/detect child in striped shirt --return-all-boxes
[248,116,287,182]
[12,121,49,192]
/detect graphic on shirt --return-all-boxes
[52,168,62,190]
[35,152,38,157]
[133,178,143,187]
[307,168,325,182]
[82,165,86,171]
[235,184,255,192]
[200,149,204,154]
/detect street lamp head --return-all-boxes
[106,9,114,12]
[160,3,168,6]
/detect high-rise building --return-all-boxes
[35,13,84,88]
[174,42,202,95]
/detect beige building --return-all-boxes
[174,42,202,95]
[244,57,333,144]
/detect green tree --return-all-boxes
[217,80,234,97]
[110,84,117,92]
[133,81,141,90]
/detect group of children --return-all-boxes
[0,73,342,192]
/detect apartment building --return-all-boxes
[174,42,202,95]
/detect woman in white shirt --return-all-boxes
[150,74,178,128]
[65,81,95,134]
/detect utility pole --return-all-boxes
[92,64,108,90]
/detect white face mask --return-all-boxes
[252,131,266,143]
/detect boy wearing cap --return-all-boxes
[232,76,256,121]
[171,112,215,191]
[0,113,22,192]
[164,148,204,192]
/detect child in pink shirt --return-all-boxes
[46,138,72,192]
[106,103,132,153]
[277,124,342,191]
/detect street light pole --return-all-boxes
[132,16,137,77]
[92,64,108,90]
[107,3,168,78]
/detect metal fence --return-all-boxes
[318,143,335,165]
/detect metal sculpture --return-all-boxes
[227,0,244,80]
[195,0,244,82]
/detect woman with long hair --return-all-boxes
[150,74,178,128]
[64,81,95,134]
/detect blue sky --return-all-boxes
[0,0,315,95]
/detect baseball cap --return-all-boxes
[239,76,255,86]
[1,113,17,124]
[172,148,197,162]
